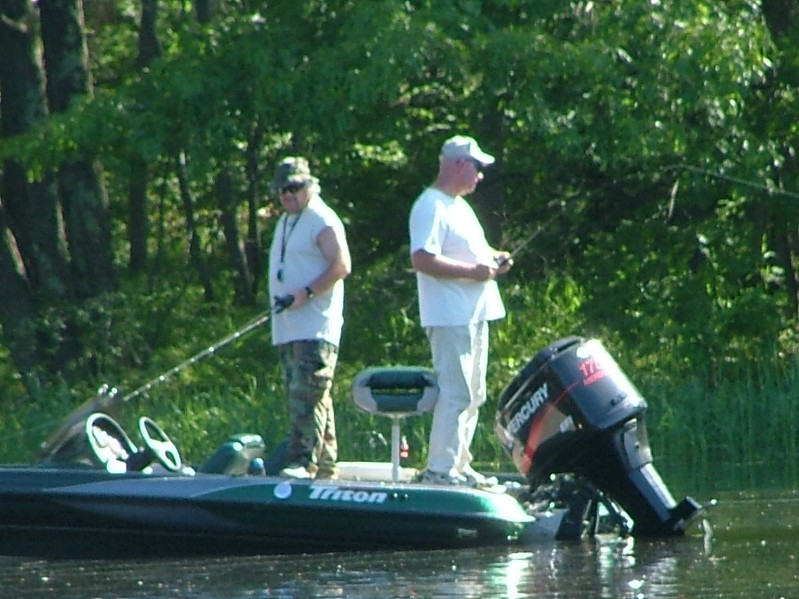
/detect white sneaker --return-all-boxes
[460,465,499,488]
[280,464,312,479]
[419,469,467,486]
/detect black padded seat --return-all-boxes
[352,366,438,415]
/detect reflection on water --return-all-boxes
[0,541,690,599]
[1,490,798,598]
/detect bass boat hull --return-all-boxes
[0,466,542,559]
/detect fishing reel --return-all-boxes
[273,294,294,312]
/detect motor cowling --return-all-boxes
[495,337,700,537]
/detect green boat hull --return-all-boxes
[0,467,545,559]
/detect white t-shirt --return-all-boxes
[268,194,346,346]
[409,187,506,327]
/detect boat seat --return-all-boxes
[352,366,438,482]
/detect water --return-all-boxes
[0,489,796,598]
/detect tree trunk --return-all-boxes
[0,0,75,395]
[216,167,255,304]
[245,121,264,294]
[772,224,799,321]
[195,0,212,24]
[39,0,116,298]
[128,0,163,273]
[56,159,116,298]
[136,0,161,69]
[761,0,799,40]
[128,160,149,273]
[38,0,91,112]
[760,0,799,318]
[176,152,215,302]
[0,0,71,302]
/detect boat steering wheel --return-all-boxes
[85,413,138,471]
[138,416,182,472]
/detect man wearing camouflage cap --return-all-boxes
[267,156,351,479]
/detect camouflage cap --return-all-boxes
[271,157,317,193]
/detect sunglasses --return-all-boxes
[279,182,306,195]
[462,157,483,171]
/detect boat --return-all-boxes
[0,335,703,559]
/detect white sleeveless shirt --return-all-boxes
[268,194,346,346]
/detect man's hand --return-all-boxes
[472,257,512,281]
[494,251,513,273]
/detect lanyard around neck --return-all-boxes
[279,211,302,267]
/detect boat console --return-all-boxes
[41,412,186,474]
[199,433,266,475]
[495,336,701,537]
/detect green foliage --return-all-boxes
[3,0,799,489]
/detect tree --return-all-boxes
[39,0,116,298]
[128,0,162,273]
[0,0,72,394]
[0,0,120,392]
[1,0,797,398]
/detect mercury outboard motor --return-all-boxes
[495,336,700,537]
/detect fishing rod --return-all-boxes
[497,203,564,267]
[38,309,277,457]
[119,310,276,404]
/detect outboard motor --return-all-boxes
[495,336,700,537]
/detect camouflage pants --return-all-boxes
[278,339,339,479]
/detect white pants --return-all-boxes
[425,321,489,475]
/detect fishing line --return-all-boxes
[671,164,799,200]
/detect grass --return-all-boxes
[645,357,799,494]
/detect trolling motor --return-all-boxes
[495,336,701,537]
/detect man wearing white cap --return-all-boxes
[408,135,513,487]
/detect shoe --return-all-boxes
[315,467,339,481]
[280,464,312,479]
[419,469,467,486]
[460,465,500,488]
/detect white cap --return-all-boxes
[440,135,495,166]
